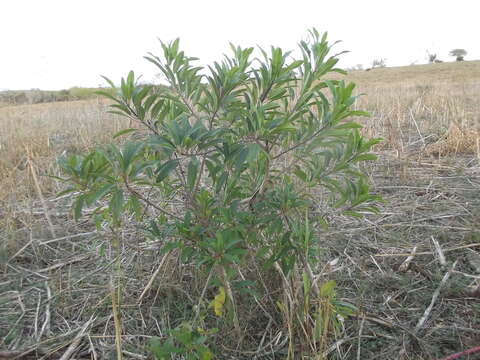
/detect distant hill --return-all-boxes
[0,87,115,106]
[337,60,480,86]
[2,61,479,107]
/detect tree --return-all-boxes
[449,48,467,61]
[371,58,386,68]
[426,50,437,63]
[57,29,381,358]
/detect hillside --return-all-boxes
[346,60,480,84]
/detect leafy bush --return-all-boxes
[58,29,381,358]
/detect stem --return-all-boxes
[111,228,123,360]
[192,266,215,326]
[221,266,241,338]
[123,178,182,221]
[193,155,206,196]
[273,123,329,160]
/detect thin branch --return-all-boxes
[123,179,182,220]
[414,260,457,333]
[437,346,480,360]
[273,123,329,160]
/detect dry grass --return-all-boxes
[342,61,480,158]
[0,99,127,201]
[1,61,479,359]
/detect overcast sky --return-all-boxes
[1,0,477,90]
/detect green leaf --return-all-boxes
[120,142,144,174]
[320,280,336,298]
[351,153,377,162]
[156,159,180,182]
[56,187,77,197]
[113,128,136,139]
[85,184,115,205]
[187,157,199,191]
[109,188,124,221]
[73,195,85,221]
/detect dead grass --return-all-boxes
[341,61,480,158]
[0,99,127,201]
[1,61,480,359]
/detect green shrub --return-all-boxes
[58,29,381,358]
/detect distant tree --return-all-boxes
[449,49,467,61]
[371,58,386,68]
[426,51,437,63]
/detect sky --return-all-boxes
[1,0,478,90]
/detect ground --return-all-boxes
[0,61,479,359]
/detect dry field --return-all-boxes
[1,61,479,359]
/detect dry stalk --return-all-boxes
[398,246,417,272]
[111,229,123,360]
[221,266,242,339]
[414,260,457,333]
[375,243,480,257]
[431,236,446,267]
[137,250,172,304]
[58,316,95,360]
[356,315,366,360]
[27,150,56,239]
[38,281,52,339]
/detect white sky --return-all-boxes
[1,0,478,90]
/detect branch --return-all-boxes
[123,179,182,221]
[272,123,329,160]
[437,346,480,360]
[414,260,457,333]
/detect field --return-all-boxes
[1,61,479,359]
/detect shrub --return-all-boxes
[58,29,381,358]
[449,48,467,62]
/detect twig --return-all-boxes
[27,152,56,239]
[193,266,215,325]
[273,123,329,160]
[437,346,480,360]
[357,315,366,360]
[87,335,98,360]
[138,250,172,304]
[111,277,123,360]
[58,316,95,360]
[7,238,34,263]
[111,228,123,360]
[40,231,96,245]
[122,350,147,359]
[431,236,446,267]
[414,260,457,333]
[38,255,90,273]
[398,246,417,272]
[123,179,182,220]
[38,281,52,339]
[375,243,480,257]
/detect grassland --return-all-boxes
[0,61,479,359]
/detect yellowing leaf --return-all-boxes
[201,350,213,360]
[210,286,226,317]
[320,280,336,298]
